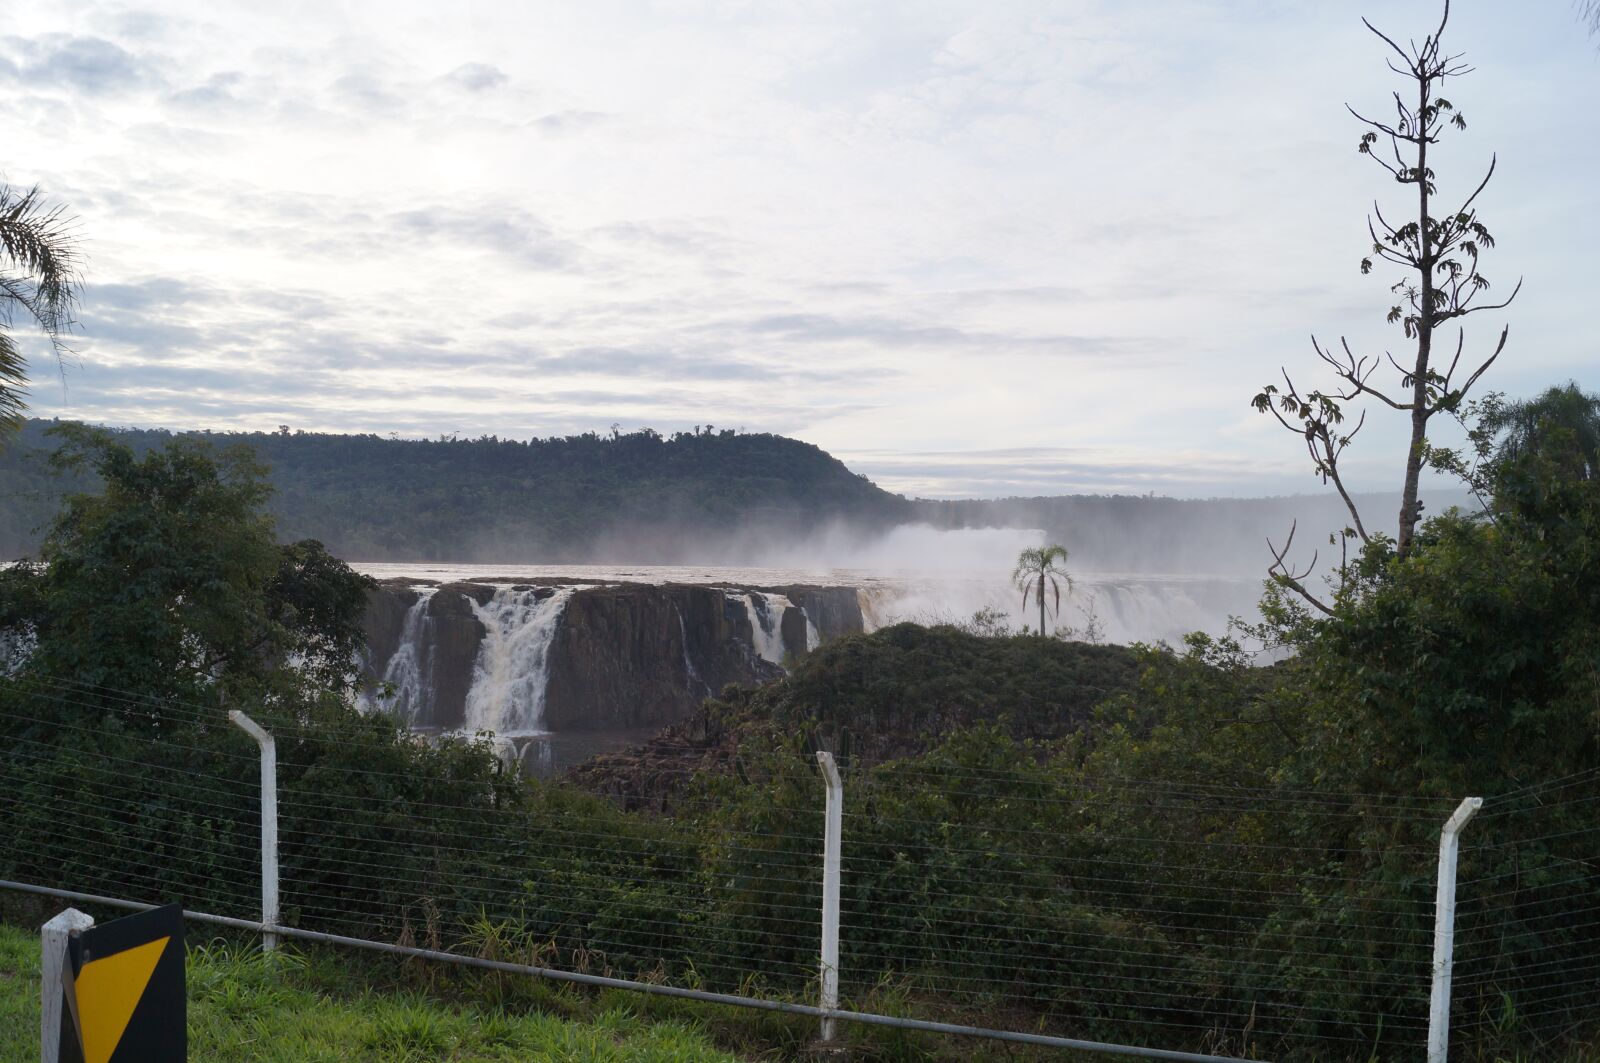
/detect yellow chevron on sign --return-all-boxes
[74,935,170,1063]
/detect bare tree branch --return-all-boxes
[1453,325,1509,402]
[1267,522,1335,616]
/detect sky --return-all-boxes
[2,0,1597,499]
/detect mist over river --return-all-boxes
[351,561,1263,649]
[345,527,1268,775]
[352,523,1266,646]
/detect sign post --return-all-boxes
[45,903,186,1063]
[41,908,94,1063]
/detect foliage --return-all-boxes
[1011,543,1071,637]
[0,423,373,704]
[3,397,1600,1060]
[0,418,1446,576]
[706,621,1143,766]
[1480,381,1600,485]
[0,185,81,438]
[0,419,914,562]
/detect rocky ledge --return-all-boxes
[359,579,863,733]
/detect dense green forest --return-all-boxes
[0,418,1441,572]
[0,419,914,562]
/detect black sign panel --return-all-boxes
[56,904,185,1063]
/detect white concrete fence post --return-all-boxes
[1427,795,1483,1063]
[41,907,94,1062]
[229,709,279,952]
[816,751,844,1044]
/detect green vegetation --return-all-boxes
[0,185,81,437]
[694,621,1142,766]
[1011,543,1071,636]
[1478,381,1600,483]
[0,417,1450,576]
[0,419,912,561]
[0,423,373,703]
[3,396,1600,1060]
[0,923,747,1062]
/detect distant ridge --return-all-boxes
[0,420,913,561]
[0,419,1470,572]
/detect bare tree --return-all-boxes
[0,183,81,436]
[1253,1,1519,609]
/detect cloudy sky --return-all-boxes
[3,0,1597,498]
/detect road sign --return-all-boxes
[54,904,185,1063]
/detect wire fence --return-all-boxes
[3,673,1599,1061]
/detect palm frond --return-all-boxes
[0,182,83,442]
[0,331,26,433]
[0,183,82,336]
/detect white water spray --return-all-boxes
[675,604,712,696]
[363,587,437,723]
[742,592,789,666]
[462,586,575,735]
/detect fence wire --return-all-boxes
[2,674,1598,1060]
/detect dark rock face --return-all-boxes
[778,605,809,659]
[423,585,491,727]
[361,585,418,672]
[780,586,863,645]
[358,579,865,736]
[543,585,780,731]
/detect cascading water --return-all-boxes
[741,592,788,666]
[461,586,575,735]
[0,626,36,677]
[675,604,712,697]
[856,587,893,633]
[362,587,437,724]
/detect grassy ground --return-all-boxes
[10,919,1600,1063]
[0,923,749,1062]
[0,911,1038,1063]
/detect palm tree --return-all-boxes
[1,183,82,436]
[1013,544,1071,637]
[1486,381,1600,484]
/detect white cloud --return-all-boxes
[3,0,1597,499]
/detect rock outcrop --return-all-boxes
[569,623,1149,811]
[358,579,864,735]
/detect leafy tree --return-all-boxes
[1252,1,1520,606]
[1482,381,1600,484]
[0,423,373,706]
[0,184,81,438]
[1012,543,1071,637]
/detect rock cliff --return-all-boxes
[358,579,863,734]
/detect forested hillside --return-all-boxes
[0,419,1472,570]
[0,420,914,561]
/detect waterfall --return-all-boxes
[461,586,574,735]
[856,587,892,633]
[362,587,437,724]
[675,604,712,697]
[0,625,35,677]
[742,592,788,666]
